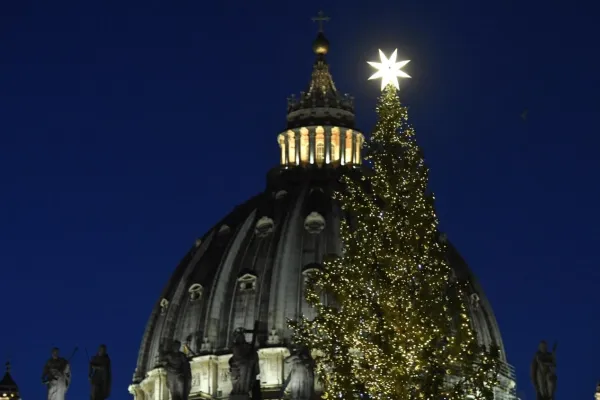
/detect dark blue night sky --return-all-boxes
[1,1,598,399]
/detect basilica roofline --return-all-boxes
[130,347,516,399]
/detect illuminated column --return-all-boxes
[287,131,296,166]
[295,129,300,165]
[300,128,309,165]
[340,129,345,165]
[315,126,325,166]
[284,134,289,166]
[330,127,340,165]
[339,129,344,165]
[309,128,316,164]
[149,368,169,400]
[356,134,363,165]
[351,132,357,166]
[344,130,353,166]
[278,135,285,165]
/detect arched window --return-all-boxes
[188,283,203,302]
[301,263,325,321]
[287,131,296,165]
[316,142,325,163]
[355,135,363,164]
[345,131,353,164]
[331,127,341,163]
[300,128,310,164]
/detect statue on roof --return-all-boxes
[89,344,112,400]
[530,340,557,400]
[281,344,315,400]
[229,328,260,399]
[159,340,192,400]
[41,347,72,400]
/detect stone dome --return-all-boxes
[129,23,517,400]
[130,166,517,400]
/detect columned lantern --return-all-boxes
[277,14,364,169]
[0,362,21,400]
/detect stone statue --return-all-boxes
[229,329,260,399]
[282,344,315,400]
[530,340,557,400]
[89,344,112,400]
[159,340,192,400]
[595,381,600,400]
[42,347,71,400]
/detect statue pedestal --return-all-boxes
[230,395,250,400]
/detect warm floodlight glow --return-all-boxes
[367,49,411,91]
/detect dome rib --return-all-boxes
[133,195,265,380]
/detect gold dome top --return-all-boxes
[312,32,329,55]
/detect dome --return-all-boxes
[129,18,517,400]
[0,362,21,400]
[130,167,517,399]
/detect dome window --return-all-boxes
[200,337,211,352]
[159,298,169,315]
[302,264,322,284]
[237,272,258,292]
[304,211,326,234]
[316,142,325,163]
[266,328,281,345]
[275,190,287,200]
[255,216,275,238]
[218,225,231,235]
[188,283,203,302]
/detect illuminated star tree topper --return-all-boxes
[367,49,411,91]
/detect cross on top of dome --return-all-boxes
[311,11,330,33]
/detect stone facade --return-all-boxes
[130,347,318,400]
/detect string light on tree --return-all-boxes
[367,49,411,91]
[290,47,500,400]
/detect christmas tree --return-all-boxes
[290,51,500,400]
